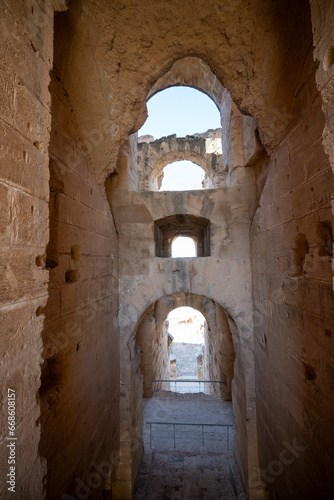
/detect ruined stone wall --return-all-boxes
[204,301,235,400]
[136,307,155,398]
[52,0,313,186]
[36,21,120,500]
[0,2,63,498]
[137,130,225,190]
[251,52,334,498]
[153,301,171,384]
[136,301,170,397]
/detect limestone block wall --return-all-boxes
[0,2,64,498]
[204,300,235,400]
[153,300,172,384]
[171,343,203,378]
[251,66,334,498]
[37,47,120,500]
[136,301,170,397]
[136,306,155,398]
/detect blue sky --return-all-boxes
[138,87,220,191]
[138,86,220,139]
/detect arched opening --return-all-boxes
[159,160,205,191]
[137,84,224,191]
[135,294,236,402]
[133,295,241,497]
[171,236,197,258]
[139,86,221,139]
[167,307,205,392]
[138,139,219,191]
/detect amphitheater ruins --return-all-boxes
[0,0,334,499]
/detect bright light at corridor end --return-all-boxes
[171,236,197,257]
[167,307,205,344]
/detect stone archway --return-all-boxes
[135,293,235,400]
[139,57,262,189]
[114,283,262,499]
[137,130,225,190]
[147,57,226,111]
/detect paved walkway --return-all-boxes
[133,392,246,499]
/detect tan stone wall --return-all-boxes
[204,300,235,400]
[136,300,171,397]
[0,2,59,498]
[251,79,334,498]
[153,301,172,385]
[51,0,313,184]
[311,0,334,179]
[36,23,120,500]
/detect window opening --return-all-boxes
[171,236,197,258]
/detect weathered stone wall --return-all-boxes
[136,300,170,397]
[136,306,155,398]
[137,130,225,190]
[204,301,235,400]
[36,16,121,499]
[153,301,172,384]
[0,2,64,498]
[310,0,334,179]
[251,51,334,498]
[171,343,203,378]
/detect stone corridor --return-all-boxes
[1,1,334,499]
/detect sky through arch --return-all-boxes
[159,160,205,191]
[139,86,221,139]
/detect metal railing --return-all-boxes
[153,379,226,395]
[146,421,233,453]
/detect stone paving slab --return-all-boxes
[133,392,246,499]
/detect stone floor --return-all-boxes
[133,392,246,499]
